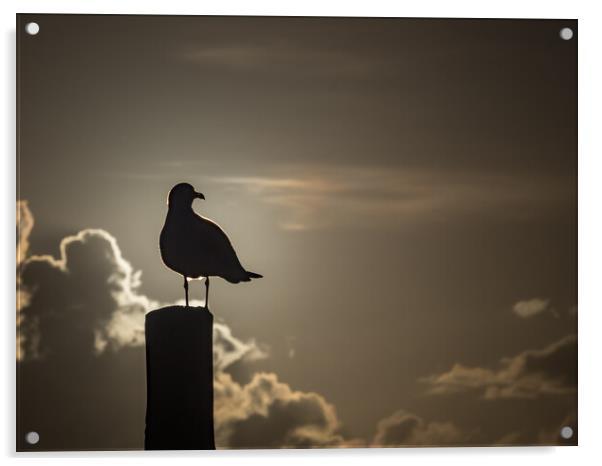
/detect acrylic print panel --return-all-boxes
[16,14,577,451]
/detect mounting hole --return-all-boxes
[25,22,40,36]
[25,431,40,445]
[559,27,573,41]
[560,426,573,439]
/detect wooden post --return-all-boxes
[144,306,215,450]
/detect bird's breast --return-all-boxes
[160,214,210,278]
[160,221,189,270]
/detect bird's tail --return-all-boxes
[246,271,263,280]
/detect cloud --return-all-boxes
[421,335,577,399]
[214,371,347,448]
[17,200,34,268]
[17,201,35,355]
[372,410,466,447]
[16,203,350,449]
[16,216,268,364]
[17,202,573,449]
[18,227,156,358]
[213,324,268,372]
[212,166,571,231]
[181,43,378,81]
[512,298,550,318]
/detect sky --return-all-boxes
[17,14,577,450]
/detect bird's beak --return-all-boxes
[194,191,205,200]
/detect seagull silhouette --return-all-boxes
[160,183,262,308]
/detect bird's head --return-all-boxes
[167,183,205,208]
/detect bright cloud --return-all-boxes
[512,298,550,318]
[212,166,570,231]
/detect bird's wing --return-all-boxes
[192,213,245,270]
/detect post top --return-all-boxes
[146,306,213,324]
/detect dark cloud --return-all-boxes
[372,410,466,447]
[16,203,348,450]
[422,335,577,400]
[19,227,151,359]
[16,207,157,449]
[215,372,347,448]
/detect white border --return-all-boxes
[3,1,601,465]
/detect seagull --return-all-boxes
[160,182,262,308]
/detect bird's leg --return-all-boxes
[205,276,210,309]
[183,275,189,308]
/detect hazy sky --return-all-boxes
[17,15,577,450]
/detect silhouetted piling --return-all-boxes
[144,306,215,450]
